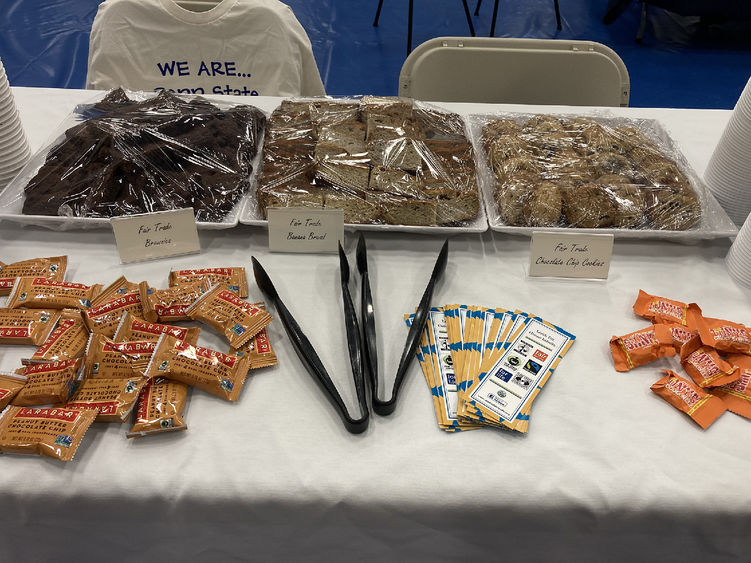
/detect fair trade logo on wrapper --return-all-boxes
[111,208,200,264]
[267,208,344,253]
[528,232,614,279]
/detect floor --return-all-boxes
[1,0,750,109]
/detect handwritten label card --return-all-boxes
[528,232,614,279]
[111,208,200,264]
[267,208,344,253]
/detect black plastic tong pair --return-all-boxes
[252,234,448,434]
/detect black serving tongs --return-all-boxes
[252,248,369,434]
[357,233,449,415]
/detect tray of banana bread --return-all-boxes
[0,88,267,230]
[470,111,737,240]
[240,96,488,233]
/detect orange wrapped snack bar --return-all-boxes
[84,277,145,337]
[680,339,738,388]
[139,280,210,323]
[127,377,188,438]
[0,256,67,296]
[632,290,701,326]
[186,284,272,349]
[169,267,248,298]
[113,311,200,345]
[83,333,156,379]
[0,373,27,410]
[64,376,148,422]
[12,358,82,407]
[7,278,103,310]
[0,406,97,461]
[229,326,277,370]
[696,317,751,356]
[145,334,250,401]
[609,324,675,372]
[0,308,61,346]
[712,355,751,419]
[663,322,700,356]
[651,370,726,429]
[28,309,89,363]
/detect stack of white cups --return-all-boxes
[704,76,751,226]
[0,57,31,193]
[726,212,751,288]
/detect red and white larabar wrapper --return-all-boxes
[64,376,148,423]
[7,277,103,310]
[83,333,156,379]
[0,406,97,461]
[84,277,145,337]
[28,309,89,363]
[169,267,248,298]
[186,284,272,349]
[139,280,211,323]
[0,308,61,346]
[145,334,250,401]
[651,370,726,429]
[227,303,277,371]
[712,354,751,419]
[0,373,27,410]
[0,256,67,296]
[90,276,141,308]
[127,377,189,438]
[12,358,82,407]
[113,311,200,345]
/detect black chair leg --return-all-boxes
[474,0,482,16]
[461,0,476,36]
[490,0,499,37]
[636,1,647,42]
[554,0,562,29]
[407,0,414,55]
[373,0,384,26]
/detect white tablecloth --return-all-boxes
[1,88,749,562]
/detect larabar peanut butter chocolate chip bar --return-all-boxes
[127,377,189,438]
[0,373,27,410]
[28,309,89,363]
[65,376,148,422]
[0,406,97,461]
[145,334,250,401]
[609,324,676,372]
[113,311,200,345]
[83,333,156,379]
[0,308,61,346]
[186,284,272,349]
[651,370,726,429]
[84,277,145,337]
[0,256,67,296]
[12,358,82,407]
[7,278,103,310]
[169,267,248,298]
[139,280,211,323]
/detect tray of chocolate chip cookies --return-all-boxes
[469,112,737,240]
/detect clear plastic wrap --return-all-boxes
[0,88,267,229]
[248,96,486,231]
[470,112,738,239]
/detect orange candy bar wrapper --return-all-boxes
[663,322,700,356]
[145,334,250,401]
[64,376,148,422]
[12,358,82,407]
[169,267,248,298]
[0,406,97,461]
[139,280,211,323]
[680,339,738,388]
[0,308,61,346]
[0,256,67,296]
[83,333,156,379]
[609,324,676,372]
[696,317,751,356]
[113,311,200,345]
[7,277,103,310]
[28,309,89,363]
[186,285,272,349]
[127,377,189,438]
[0,373,27,410]
[651,370,726,429]
[632,290,701,326]
[712,355,751,419]
[84,277,145,337]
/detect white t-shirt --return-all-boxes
[86,0,325,97]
